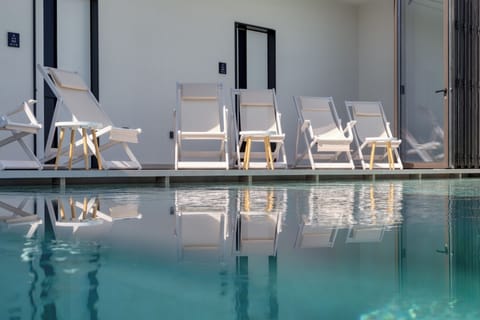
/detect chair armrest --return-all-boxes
[343,120,356,139]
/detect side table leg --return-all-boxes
[82,128,89,170]
[369,142,376,170]
[264,136,274,170]
[55,128,66,170]
[386,141,394,170]
[243,137,252,170]
[68,129,75,170]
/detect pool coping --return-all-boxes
[2,167,480,186]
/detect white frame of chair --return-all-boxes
[0,100,42,170]
[345,100,403,170]
[294,96,355,170]
[231,88,287,169]
[37,65,142,170]
[174,82,229,170]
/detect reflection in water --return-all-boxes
[234,188,286,320]
[296,182,403,248]
[235,188,286,256]
[174,189,230,261]
[4,181,480,319]
[0,191,142,320]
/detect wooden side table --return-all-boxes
[54,121,103,170]
[241,131,274,170]
[366,138,395,170]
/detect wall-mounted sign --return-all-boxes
[218,62,227,75]
[7,32,20,48]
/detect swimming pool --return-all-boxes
[0,179,479,319]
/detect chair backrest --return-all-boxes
[237,89,279,133]
[177,83,223,133]
[295,96,343,137]
[346,101,389,142]
[46,67,113,126]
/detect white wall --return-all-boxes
[0,0,396,166]
[98,0,360,165]
[357,0,395,122]
[0,0,36,159]
[0,0,34,109]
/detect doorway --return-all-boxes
[398,0,449,168]
[234,22,276,90]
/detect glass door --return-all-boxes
[399,0,449,168]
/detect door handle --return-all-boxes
[435,88,448,97]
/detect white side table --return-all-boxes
[55,121,103,170]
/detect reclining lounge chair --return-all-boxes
[174,83,229,169]
[38,65,142,169]
[345,101,402,170]
[294,96,355,169]
[231,89,287,170]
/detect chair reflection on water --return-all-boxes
[174,189,230,261]
[295,184,355,248]
[346,182,403,243]
[234,188,286,256]
[0,194,42,238]
[45,194,142,235]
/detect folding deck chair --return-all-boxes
[38,65,142,169]
[174,83,229,169]
[231,89,287,170]
[0,100,42,169]
[294,96,355,169]
[345,101,403,170]
[174,189,230,260]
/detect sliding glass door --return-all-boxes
[399,0,449,168]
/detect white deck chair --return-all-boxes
[231,89,287,169]
[174,189,229,260]
[345,101,403,170]
[0,100,42,169]
[38,65,142,169]
[235,188,286,256]
[174,83,229,170]
[295,184,354,248]
[294,96,355,169]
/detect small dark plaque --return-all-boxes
[7,32,20,48]
[218,62,227,75]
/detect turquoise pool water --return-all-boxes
[1,179,480,319]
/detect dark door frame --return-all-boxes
[42,0,99,165]
[234,22,276,90]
